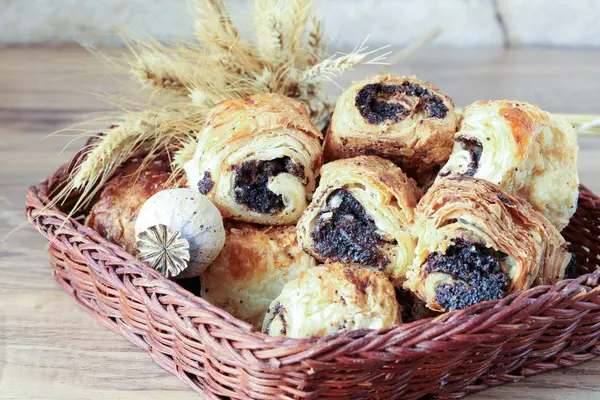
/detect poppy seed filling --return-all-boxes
[233,156,305,214]
[355,82,448,125]
[263,302,286,334]
[424,238,509,311]
[455,136,483,176]
[311,190,389,269]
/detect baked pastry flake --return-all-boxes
[201,221,315,327]
[297,155,422,284]
[439,100,579,230]
[86,156,175,253]
[324,74,458,185]
[405,176,573,312]
[262,263,400,338]
[185,93,323,225]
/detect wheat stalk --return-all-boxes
[282,0,313,66]
[306,12,325,66]
[301,40,391,83]
[193,0,262,76]
[128,48,196,96]
[254,0,284,65]
[55,0,426,210]
[172,135,201,177]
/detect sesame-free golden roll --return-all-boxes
[439,100,579,230]
[324,74,457,185]
[297,156,422,284]
[405,176,573,312]
[262,263,400,338]
[201,222,315,328]
[185,93,323,225]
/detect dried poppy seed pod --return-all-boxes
[324,74,457,186]
[135,188,226,278]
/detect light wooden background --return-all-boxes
[1,46,600,400]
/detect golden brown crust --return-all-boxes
[405,176,571,311]
[297,156,422,284]
[439,100,579,230]
[324,74,457,185]
[262,263,400,338]
[206,93,323,143]
[201,221,315,327]
[185,93,324,225]
[86,156,175,254]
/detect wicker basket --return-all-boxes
[25,158,600,400]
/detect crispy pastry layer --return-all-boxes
[185,93,323,225]
[405,176,572,312]
[262,263,400,338]
[201,221,314,328]
[324,74,457,185]
[439,100,579,230]
[86,156,174,254]
[297,155,422,284]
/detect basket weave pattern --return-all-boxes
[25,162,600,399]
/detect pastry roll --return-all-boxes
[324,74,457,184]
[297,156,422,283]
[405,176,572,312]
[262,263,400,338]
[201,221,315,327]
[439,100,578,230]
[185,93,323,225]
[86,156,174,253]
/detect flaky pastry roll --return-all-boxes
[86,156,175,253]
[297,156,422,283]
[439,100,579,230]
[185,93,323,225]
[405,176,572,312]
[262,263,400,338]
[324,74,457,184]
[201,221,315,328]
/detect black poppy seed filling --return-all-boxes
[197,171,214,194]
[263,302,286,334]
[310,190,390,269]
[456,136,483,176]
[355,82,448,125]
[424,238,509,311]
[233,156,305,214]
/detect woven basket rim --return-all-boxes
[25,158,600,358]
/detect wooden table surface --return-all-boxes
[1,46,600,400]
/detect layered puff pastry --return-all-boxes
[439,100,579,230]
[86,156,175,253]
[324,74,458,185]
[405,176,572,312]
[297,156,422,284]
[201,221,315,328]
[185,93,323,225]
[262,263,400,338]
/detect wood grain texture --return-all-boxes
[1,45,600,400]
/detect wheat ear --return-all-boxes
[127,47,197,96]
[193,0,262,76]
[306,12,325,66]
[254,0,284,66]
[301,40,391,83]
[283,0,314,66]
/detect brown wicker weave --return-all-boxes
[25,160,600,399]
